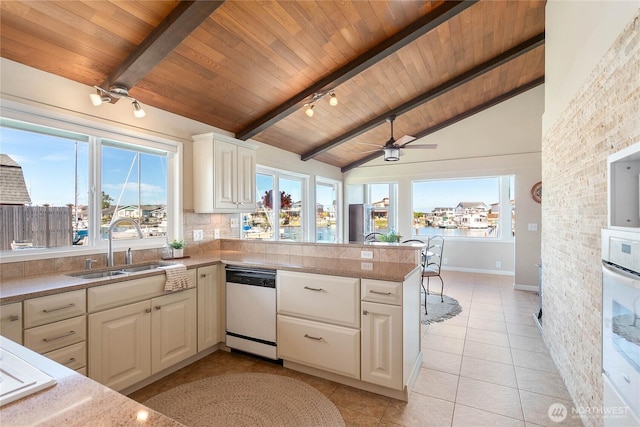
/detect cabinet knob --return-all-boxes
[155,305,161,310]
[145,308,152,314]
[200,274,207,278]
[363,310,369,315]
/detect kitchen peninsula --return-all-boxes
[0,240,424,423]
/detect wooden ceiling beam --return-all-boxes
[101,0,225,91]
[340,76,545,173]
[235,0,477,141]
[304,32,545,162]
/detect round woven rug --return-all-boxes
[144,373,345,427]
[421,294,463,325]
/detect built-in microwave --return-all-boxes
[608,141,640,230]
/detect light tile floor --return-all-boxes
[129,271,582,426]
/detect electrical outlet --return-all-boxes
[361,262,373,271]
[528,223,538,231]
[193,230,204,241]
[496,261,502,268]
[214,229,220,239]
[360,250,373,259]
[230,218,239,227]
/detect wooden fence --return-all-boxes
[0,206,73,251]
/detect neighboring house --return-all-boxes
[454,202,488,215]
[0,153,31,205]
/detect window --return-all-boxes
[367,183,397,234]
[244,167,306,241]
[412,177,504,238]
[315,178,341,243]
[0,116,177,255]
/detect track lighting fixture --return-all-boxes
[303,90,338,117]
[90,85,146,118]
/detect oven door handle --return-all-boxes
[603,262,640,284]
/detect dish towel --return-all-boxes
[160,264,192,292]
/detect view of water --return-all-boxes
[415,226,499,238]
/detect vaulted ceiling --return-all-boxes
[0,0,545,172]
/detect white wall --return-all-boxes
[346,86,544,286]
[543,0,640,134]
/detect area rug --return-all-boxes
[144,373,345,427]
[421,294,463,325]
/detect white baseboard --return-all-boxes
[442,266,515,276]
[513,283,538,292]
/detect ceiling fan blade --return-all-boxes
[402,144,438,149]
[356,142,384,147]
[395,135,415,146]
[359,148,383,154]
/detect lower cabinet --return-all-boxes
[277,315,360,379]
[88,288,196,391]
[0,302,23,344]
[196,265,219,352]
[361,301,403,389]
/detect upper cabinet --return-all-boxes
[192,133,257,213]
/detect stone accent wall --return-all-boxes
[541,14,639,427]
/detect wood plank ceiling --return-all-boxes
[0,0,546,172]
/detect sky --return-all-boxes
[1,127,167,207]
[412,177,501,212]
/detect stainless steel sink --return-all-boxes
[69,270,129,279]
[68,262,175,279]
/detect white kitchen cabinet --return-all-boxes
[151,288,197,373]
[88,287,197,391]
[361,301,403,389]
[88,300,151,391]
[192,133,257,213]
[22,290,87,372]
[0,302,23,344]
[197,265,219,352]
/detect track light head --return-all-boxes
[305,104,314,117]
[89,91,111,106]
[329,92,338,106]
[132,100,146,118]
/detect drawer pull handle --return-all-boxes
[370,290,392,295]
[304,334,323,341]
[303,286,324,292]
[43,303,75,313]
[9,315,20,322]
[62,357,76,366]
[200,274,207,278]
[623,373,631,383]
[43,330,75,342]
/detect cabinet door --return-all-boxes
[236,145,256,209]
[88,300,151,391]
[0,302,23,344]
[214,140,238,209]
[151,289,197,373]
[197,265,219,352]
[361,301,403,390]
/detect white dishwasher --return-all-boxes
[225,265,278,360]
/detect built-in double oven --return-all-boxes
[602,141,640,426]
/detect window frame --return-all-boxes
[0,101,182,262]
[366,182,398,234]
[314,176,343,243]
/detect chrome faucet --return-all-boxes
[107,218,143,267]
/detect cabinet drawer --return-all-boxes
[24,315,86,354]
[361,279,403,305]
[277,315,360,379]
[44,341,86,371]
[277,271,360,327]
[88,275,166,313]
[24,290,86,328]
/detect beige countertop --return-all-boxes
[0,337,183,427]
[0,251,419,303]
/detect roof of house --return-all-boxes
[0,154,32,205]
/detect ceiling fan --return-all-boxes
[359,115,437,161]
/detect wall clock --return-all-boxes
[530,181,542,203]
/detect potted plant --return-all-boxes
[169,238,186,258]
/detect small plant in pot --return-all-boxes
[169,239,186,258]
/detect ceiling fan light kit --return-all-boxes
[383,147,400,161]
[90,85,146,119]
